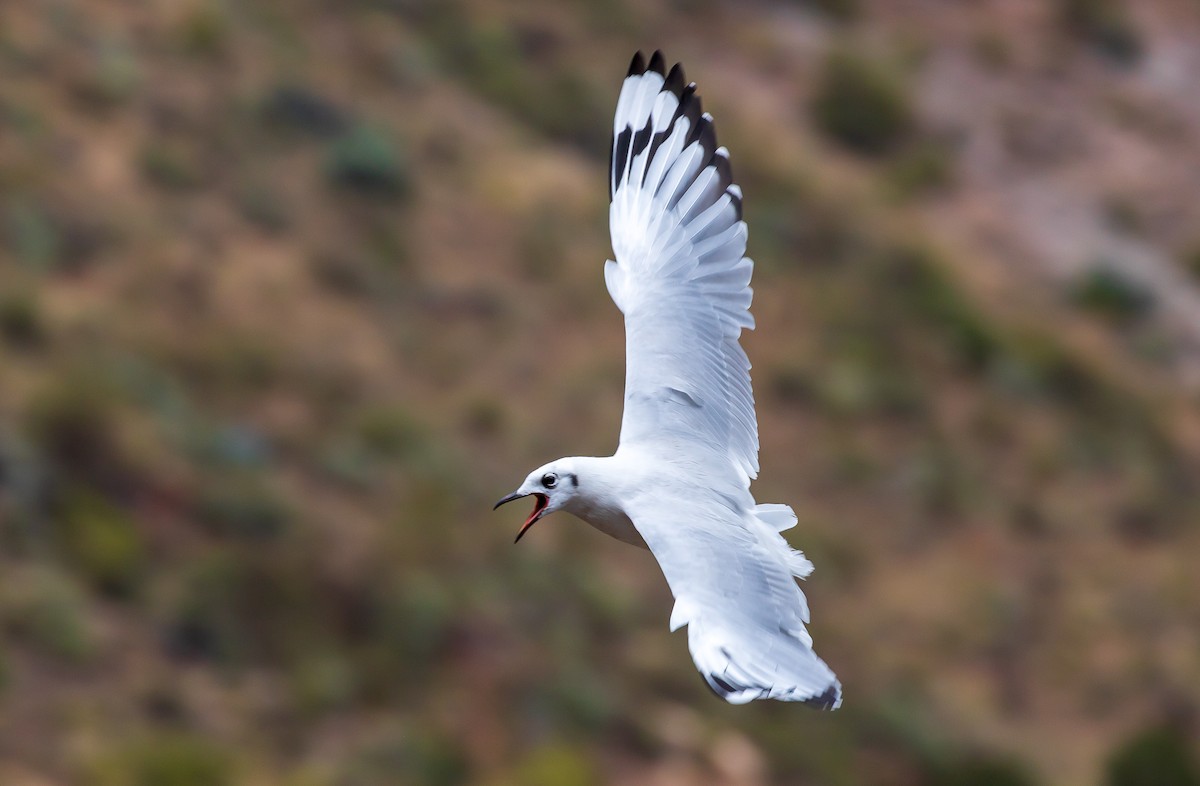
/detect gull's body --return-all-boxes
[496,52,842,708]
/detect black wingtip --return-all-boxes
[628,51,646,77]
[614,50,747,212]
[713,151,733,190]
[708,673,740,697]
[727,188,743,221]
[664,63,686,97]
[696,116,717,156]
[705,671,842,709]
[679,83,701,131]
[648,50,666,75]
[801,684,842,711]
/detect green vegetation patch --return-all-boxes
[3,567,97,663]
[326,124,412,198]
[1105,724,1200,786]
[812,49,914,155]
[1059,0,1144,65]
[26,372,125,489]
[177,2,230,59]
[86,733,235,786]
[509,743,598,786]
[1070,264,1155,324]
[422,11,609,154]
[139,141,205,191]
[799,0,861,24]
[3,200,61,270]
[165,551,329,668]
[195,479,291,541]
[930,755,1040,786]
[55,487,146,598]
[885,140,957,200]
[885,244,999,372]
[0,290,46,349]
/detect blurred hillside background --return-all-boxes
[3,0,1200,784]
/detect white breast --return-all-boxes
[580,507,647,549]
[565,494,647,549]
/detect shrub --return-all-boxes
[342,731,470,786]
[26,375,122,488]
[887,245,999,372]
[1180,244,1200,282]
[164,551,324,667]
[1070,264,1154,323]
[998,330,1104,404]
[55,487,146,597]
[1060,0,1144,65]
[800,0,860,23]
[885,141,956,199]
[235,184,291,233]
[178,3,228,58]
[425,14,608,153]
[1105,725,1200,786]
[0,292,45,348]
[812,49,913,155]
[326,125,411,198]
[195,481,291,541]
[87,734,234,786]
[290,652,358,715]
[3,200,60,269]
[972,31,1013,70]
[463,398,505,438]
[931,755,1039,786]
[4,567,97,663]
[73,38,140,108]
[522,70,610,153]
[139,142,203,190]
[355,406,425,459]
[309,252,375,298]
[510,744,597,786]
[260,84,348,138]
[1103,195,1144,235]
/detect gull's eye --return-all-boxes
[541,473,558,489]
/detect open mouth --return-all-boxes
[493,492,549,543]
[514,493,549,543]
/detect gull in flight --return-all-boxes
[495,51,841,708]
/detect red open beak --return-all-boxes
[493,492,549,543]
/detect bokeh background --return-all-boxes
[2,0,1200,784]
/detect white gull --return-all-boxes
[495,51,842,708]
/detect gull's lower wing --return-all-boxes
[626,490,842,708]
[607,51,759,485]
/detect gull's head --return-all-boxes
[493,459,579,543]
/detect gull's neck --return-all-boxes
[560,454,646,548]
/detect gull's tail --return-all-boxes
[688,609,843,709]
[754,503,815,579]
[668,502,842,710]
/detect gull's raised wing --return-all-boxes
[626,490,842,707]
[606,51,758,484]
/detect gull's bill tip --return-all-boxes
[493,491,525,511]
[494,491,550,543]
